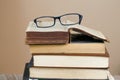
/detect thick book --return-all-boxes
[30,67,108,80]
[23,62,112,80]
[33,52,109,68]
[26,21,108,44]
[29,42,106,54]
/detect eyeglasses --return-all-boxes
[34,13,83,28]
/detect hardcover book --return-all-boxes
[23,62,115,80]
[23,62,109,80]
[33,51,109,68]
[30,67,109,80]
[29,43,106,54]
[26,21,108,44]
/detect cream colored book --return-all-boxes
[30,67,108,79]
[29,43,105,54]
[33,52,109,68]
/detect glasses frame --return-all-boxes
[34,13,83,28]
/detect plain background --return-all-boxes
[0,0,120,75]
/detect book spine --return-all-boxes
[26,38,69,44]
[32,52,109,57]
[26,32,69,37]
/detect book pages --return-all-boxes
[68,24,107,40]
[66,20,107,40]
[26,21,67,32]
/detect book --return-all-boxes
[33,52,109,68]
[29,43,106,54]
[23,62,114,80]
[30,67,108,79]
[26,21,108,44]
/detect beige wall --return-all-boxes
[0,0,120,75]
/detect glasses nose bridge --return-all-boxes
[55,16,60,20]
[54,16,61,23]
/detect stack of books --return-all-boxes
[23,21,114,80]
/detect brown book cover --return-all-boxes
[26,32,69,44]
[26,21,108,44]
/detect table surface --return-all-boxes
[0,74,119,80]
[114,75,120,80]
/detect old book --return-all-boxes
[29,70,114,80]
[29,42,105,54]
[23,62,109,80]
[33,52,109,68]
[26,21,108,44]
[30,67,108,80]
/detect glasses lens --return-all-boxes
[36,17,54,27]
[60,14,79,25]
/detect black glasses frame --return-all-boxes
[34,13,83,28]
